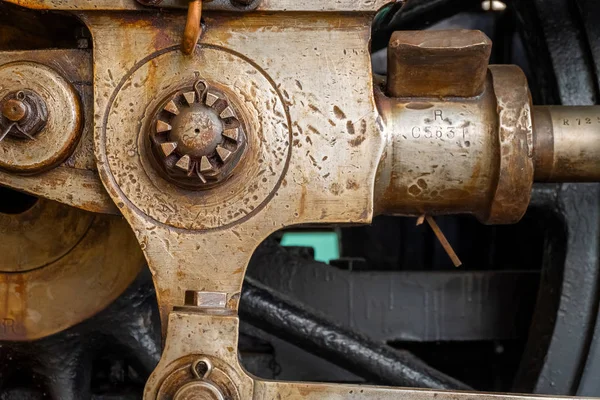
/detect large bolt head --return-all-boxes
[148,80,247,190]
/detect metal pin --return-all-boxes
[182,0,202,55]
[417,214,462,267]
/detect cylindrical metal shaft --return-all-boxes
[533,106,600,182]
[240,278,471,390]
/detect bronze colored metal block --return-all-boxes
[387,30,492,98]
[376,65,534,225]
[375,80,500,220]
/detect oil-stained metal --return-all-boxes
[375,83,499,221]
[85,11,381,337]
[486,65,534,224]
[56,9,600,398]
[0,198,145,341]
[149,80,247,189]
[0,49,116,214]
[0,61,82,174]
[387,30,492,98]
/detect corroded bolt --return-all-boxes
[0,90,48,141]
[149,80,247,189]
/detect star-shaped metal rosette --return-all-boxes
[149,80,247,190]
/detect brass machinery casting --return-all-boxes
[376,30,600,225]
[0,1,599,399]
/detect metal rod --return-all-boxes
[240,278,472,390]
[182,0,202,55]
[417,215,462,267]
[533,106,600,182]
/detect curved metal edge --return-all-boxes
[486,65,534,224]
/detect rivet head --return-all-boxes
[149,80,247,190]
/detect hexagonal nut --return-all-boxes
[0,90,48,141]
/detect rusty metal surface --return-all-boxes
[387,30,492,98]
[254,381,595,400]
[0,198,93,273]
[0,89,48,140]
[0,1,599,397]
[181,0,202,55]
[377,34,534,224]
[0,61,82,173]
[85,11,383,333]
[0,49,115,214]
[0,198,145,340]
[3,0,393,11]
[1,268,161,399]
[0,166,117,214]
[533,106,600,182]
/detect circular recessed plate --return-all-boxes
[0,61,82,174]
[100,45,292,231]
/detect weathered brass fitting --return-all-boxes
[0,61,83,174]
[375,30,599,224]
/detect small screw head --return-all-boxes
[0,90,48,141]
[2,99,27,122]
[149,81,247,190]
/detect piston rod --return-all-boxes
[533,106,600,182]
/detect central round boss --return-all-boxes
[102,46,291,231]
